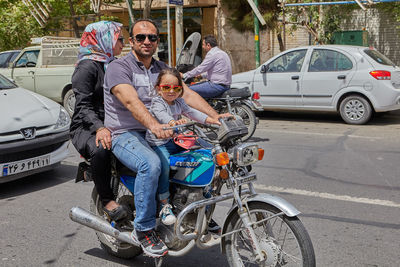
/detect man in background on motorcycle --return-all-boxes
[103,19,224,258]
[182,35,232,98]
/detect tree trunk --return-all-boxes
[277,32,285,52]
[68,0,80,38]
[143,0,153,19]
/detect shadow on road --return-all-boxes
[256,110,400,126]
[84,246,229,267]
[0,164,76,200]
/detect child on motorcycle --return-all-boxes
[146,68,217,225]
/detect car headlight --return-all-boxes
[233,143,260,166]
[54,106,71,129]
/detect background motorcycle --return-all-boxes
[177,63,261,142]
[70,117,316,266]
[175,32,262,142]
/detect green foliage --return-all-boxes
[285,1,356,44]
[221,0,281,32]
[0,0,124,51]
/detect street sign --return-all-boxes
[169,0,183,5]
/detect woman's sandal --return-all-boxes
[103,205,129,222]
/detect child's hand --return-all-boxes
[168,120,176,126]
[175,118,187,125]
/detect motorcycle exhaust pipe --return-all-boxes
[69,206,136,245]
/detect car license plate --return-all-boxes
[1,155,51,177]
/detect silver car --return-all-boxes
[231,45,400,124]
[0,74,70,183]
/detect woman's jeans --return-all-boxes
[112,131,161,231]
[152,139,185,201]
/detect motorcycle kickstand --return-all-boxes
[154,257,163,267]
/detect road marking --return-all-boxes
[254,184,400,208]
[258,129,383,140]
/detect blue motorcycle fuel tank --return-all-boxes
[169,149,215,187]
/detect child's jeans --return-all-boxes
[152,139,185,201]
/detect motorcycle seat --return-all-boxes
[215,87,251,99]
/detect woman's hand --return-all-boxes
[96,127,112,150]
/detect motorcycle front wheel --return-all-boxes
[224,202,315,267]
[90,184,142,259]
[229,104,257,142]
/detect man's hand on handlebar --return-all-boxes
[207,113,233,125]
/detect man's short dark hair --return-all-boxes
[129,19,160,37]
[204,35,218,47]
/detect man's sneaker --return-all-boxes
[131,229,168,257]
[208,218,221,234]
[159,203,177,225]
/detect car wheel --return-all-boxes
[339,95,372,125]
[63,89,75,117]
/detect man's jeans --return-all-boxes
[112,131,161,231]
[189,81,229,98]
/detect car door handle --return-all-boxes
[28,71,35,75]
[291,75,299,80]
[337,75,346,80]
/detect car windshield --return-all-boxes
[0,74,17,89]
[364,49,395,66]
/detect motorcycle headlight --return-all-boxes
[54,106,71,130]
[233,143,259,166]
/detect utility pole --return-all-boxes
[126,0,135,29]
[246,0,266,68]
[175,2,183,65]
[253,0,260,67]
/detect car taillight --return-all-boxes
[369,70,391,80]
[252,92,260,100]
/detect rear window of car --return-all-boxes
[364,49,395,66]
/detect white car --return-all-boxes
[0,74,70,183]
[231,45,400,124]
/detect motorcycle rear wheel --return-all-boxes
[90,185,142,259]
[224,202,315,267]
[228,104,257,142]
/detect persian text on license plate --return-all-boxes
[1,155,51,177]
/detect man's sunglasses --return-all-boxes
[159,84,183,93]
[134,34,158,42]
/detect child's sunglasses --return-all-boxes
[134,34,158,42]
[159,84,183,93]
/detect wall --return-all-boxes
[341,8,400,65]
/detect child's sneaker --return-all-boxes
[159,203,176,225]
[131,229,168,257]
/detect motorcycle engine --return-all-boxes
[157,186,205,250]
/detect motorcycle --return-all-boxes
[70,117,315,266]
[177,63,263,142]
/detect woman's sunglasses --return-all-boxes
[134,34,158,42]
[159,84,183,93]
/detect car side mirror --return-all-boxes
[260,65,268,73]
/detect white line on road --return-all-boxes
[254,184,400,208]
[258,129,383,140]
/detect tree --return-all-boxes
[221,0,284,51]
[143,0,153,19]
[0,0,123,51]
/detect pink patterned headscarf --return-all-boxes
[78,21,122,64]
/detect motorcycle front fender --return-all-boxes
[220,193,301,254]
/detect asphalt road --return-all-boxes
[1,111,399,267]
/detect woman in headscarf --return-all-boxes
[70,21,126,221]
